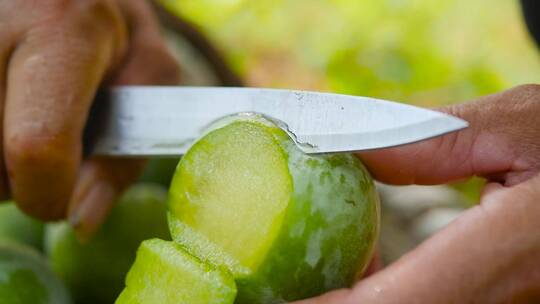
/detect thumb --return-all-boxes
[358,85,540,186]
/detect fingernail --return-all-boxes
[69,181,116,243]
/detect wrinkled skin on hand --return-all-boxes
[295,84,540,304]
[0,0,180,241]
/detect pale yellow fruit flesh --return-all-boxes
[169,121,293,270]
[116,239,236,304]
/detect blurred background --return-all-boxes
[156,0,540,262]
[161,0,539,101]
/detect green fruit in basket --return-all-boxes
[0,241,71,304]
[168,116,380,303]
[0,202,44,251]
[116,238,236,304]
[45,183,169,304]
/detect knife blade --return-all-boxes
[85,86,468,157]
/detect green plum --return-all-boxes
[45,183,170,304]
[0,241,70,304]
[168,117,380,303]
[0,202,44,251]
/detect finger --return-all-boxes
[68,157,145,242]
[4,1,126,220]
[341,179,540,303]
[113,0,181,85]
[358,87,533,185]
[68,0,181,241]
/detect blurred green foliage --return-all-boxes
[160,0,540,203]
[161,0,539,105]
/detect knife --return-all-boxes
[85,86,468,157]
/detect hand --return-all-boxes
[0,0,180,241]
[294,84,540,303]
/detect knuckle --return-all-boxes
[37,0,126,62]
[510,83,540,104]
[509,84,540,112]
[515,83,540,95]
